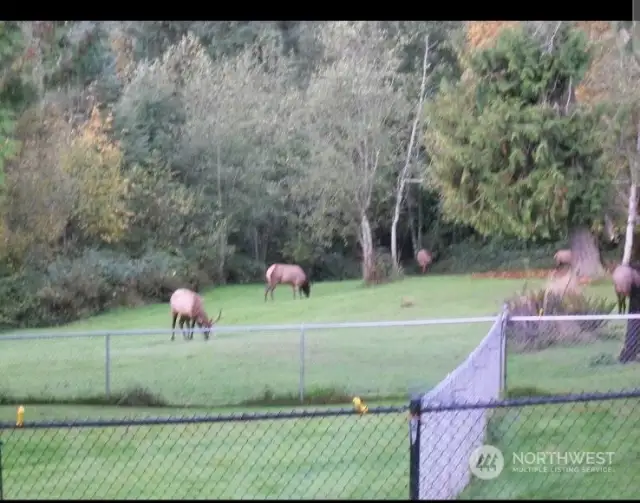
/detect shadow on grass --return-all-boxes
[0,385,407,409]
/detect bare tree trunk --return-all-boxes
[622,184,637,265]
[391,35,429,271]
[570,226,605,279]
[360,213,375,283]
[216,144,227,284]
[407,190,418,257]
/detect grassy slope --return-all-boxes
[1,274,639,500]
[0,276,526,407]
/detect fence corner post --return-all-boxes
[299,324,306,404]
[499,304,509,396]
[105,333,111,399]
[408,395,422,500]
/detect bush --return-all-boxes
[505,287,616,352]
[365,248,402,285]
[0,272,45,329]
[429,239,561,274]
[33,248,209,326]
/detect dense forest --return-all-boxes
[0,21,637,329]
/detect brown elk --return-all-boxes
[264,263,310,301]
[554,249,572,269]
[612,264,640,314]
[416,249,433,274]
[170,288,221,341]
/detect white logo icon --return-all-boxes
[469,444,504,480]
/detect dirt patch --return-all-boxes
[471,262,617,282]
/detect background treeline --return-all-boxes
[0,21,633,328]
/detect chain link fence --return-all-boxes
[504,314,640,395]
[410,390,640,500]
[0,407,408,500]
[0,318,496,407]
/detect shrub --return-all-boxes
[0,272,45,329]
[505,287,616,352]
[35,248,209,326]
[365,248,402,285]
[429,239,560,274]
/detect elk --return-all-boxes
[416,249,433,274]
[264,263,310,301]
[169,288,221,341]
[612,264,640,314]
[554,249,572,269]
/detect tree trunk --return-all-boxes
[569,226,605,279]
[391,35,429,272]
[622,184,637,265]
[620,275,640,363]
[407,192,418,257]
[390,183,404,270]
[360,213,375,283]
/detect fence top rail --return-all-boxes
[509,314,640,322]
[2,312,639,341]
[415,388,640,413]
[0,405,408,430]
[0,316,500,340]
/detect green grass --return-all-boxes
[0,404,408,499]
[0,274,639,499]
[0,276,526,407]
[461,397,640,499]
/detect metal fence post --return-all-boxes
[299,325,306,404]
[0,440,4,500]
[499,304,509,396]
[105,334,111,398]
[408,396,422,500]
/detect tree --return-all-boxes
[425,25,612,278]
[60,105,131,245]
[391,35,430,271]
[296,22,411,283]
[1,104,74,270]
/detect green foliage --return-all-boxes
[0,249,207,328]
[429,239,560,274]
[426,25,611,241]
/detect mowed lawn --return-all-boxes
[461,397,640,500]
[0,275,523,406]
[0,274,639,499]
[0,275,637,407]
[0,404,408,500]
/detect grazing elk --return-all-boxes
[554,249,572,269]
[170,288,222,341]
[264,263,310,301]
[416,249,433,274]
[612,264,640,314]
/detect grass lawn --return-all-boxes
[0,404,408,500]
[0,274,639,499]
[460,396,640,499]
[0,275,522,407]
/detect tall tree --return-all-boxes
[425,25,612,278]
[296,21,411,283]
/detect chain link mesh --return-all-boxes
[419,391,640,500]
[0,408,408,499]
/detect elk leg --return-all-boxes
[264,285,271,302]
[171,313,178,341]
[189,319,197,340]
[619,293,627,315]
[179,317,187,339]
[292,285,297,299]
